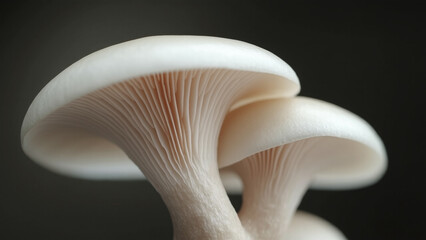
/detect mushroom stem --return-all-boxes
[162,169,248,240]
[231,139,322,240]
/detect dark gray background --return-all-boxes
[1,1,425,239]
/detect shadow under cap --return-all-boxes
[218,96,387,191]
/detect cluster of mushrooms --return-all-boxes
[22,36,387,240]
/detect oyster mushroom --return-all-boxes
[219,97,387,239]
[21,36,300,239]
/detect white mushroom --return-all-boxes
[219,97,387,239]
[21,36,300,239]
[286,211,347,240]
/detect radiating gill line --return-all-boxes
[128,80,158,133]
[182,70,194,168]
[127,78,177,179]
[141,75,168,137]
[200,69,233,158]
[117,81,155,133]
[111,81,174,185]
[191,70,201,159]
[143,76,186,184]
[91,90,162,178]
[139,76,182,182]
[167,73,193,178]
[78,92,139,150]
[158,74,186,180]
[99,82,179,186]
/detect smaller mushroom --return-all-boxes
[286,211,347,240]
[219,97,387,239]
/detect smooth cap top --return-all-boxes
[219,97,387,190]
[21,35,300,180]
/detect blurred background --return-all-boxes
[1,1,425,239]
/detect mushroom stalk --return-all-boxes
[231,139,324,239]
[162,169,247,239]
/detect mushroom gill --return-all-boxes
[36,69,263,239]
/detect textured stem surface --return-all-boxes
[163,169,249,240]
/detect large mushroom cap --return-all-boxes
[219,97,387,190]
[21,35,300,180]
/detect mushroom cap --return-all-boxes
[21,35,300,180]
[286,211,347,240]
[219,97,387,190]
